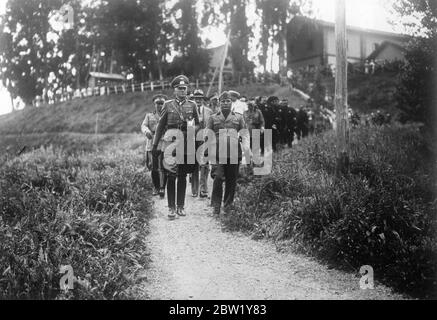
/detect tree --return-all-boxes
[201,0,254,77]
[171,0,210,77]
[0,0,63,106]
[393,0,436,129]
[255,0,310,73]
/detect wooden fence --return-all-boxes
[33,75,280,107]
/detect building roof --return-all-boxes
[367,41,405,60]
[88,72,125,81]
[289,16,407,40]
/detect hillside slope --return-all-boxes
[0,84,289,136]
[322,71,400,114]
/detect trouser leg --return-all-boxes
[211,164,225,208]
[223,164,239,208]
[260,132,265,155]
[303,126,309,138]
[272,129,278,152]
[282,129,288,144]
[287,129,293,147]
[166,173,176,209]
[158,152,167,190]
[151,152,160,190]
[151,171,160,190]
[191,164,199,196]
[199,164,209,194]
[296,127,302,140]
[176,167,187,208]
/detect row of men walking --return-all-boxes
[141,75,311,220]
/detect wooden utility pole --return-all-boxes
[335,0,349,174]
[218,30,231,96]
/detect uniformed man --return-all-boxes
[267,96,281,152]
[152,75,199,220]
[259,96,272,154]
[296,106,309,140]
[207,91,250,215]
[191,89,214,199]
[278,99,289,145]
[243,98,265,150]
[208,93,219,113]
[285,102,298,148]
[229,90,248,115]
[141,94,168,197]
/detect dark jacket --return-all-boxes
[153,98,199,155]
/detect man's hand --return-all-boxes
[146,132,153,140]
[152,145,160,158]
[260,126,265,134]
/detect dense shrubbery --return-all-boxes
[0,141,152,299]
[226,124,437,298]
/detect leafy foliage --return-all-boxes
[224,124,437,298]
[0,139,153,299]
[392,0,437,129]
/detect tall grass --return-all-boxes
[226,123,437,298]
[0,137,152,299]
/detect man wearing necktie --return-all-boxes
[191,89,213,198]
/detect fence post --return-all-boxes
[132,84,135,92]
[161,81,164,90]
[141,83,144,92]
[151,81,154,91]
[122,85,126,94]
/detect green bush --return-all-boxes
[0,143,152,299]
[226,123,437,298]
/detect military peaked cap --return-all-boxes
[192,89,205,98]
[171,75,190,88]
[219,91,232,101]
[152,94,168,102]
[228,90,240,99]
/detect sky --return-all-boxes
[0,0,401,116]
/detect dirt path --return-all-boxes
[139,179,407,300]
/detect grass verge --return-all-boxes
[225,123,437,299]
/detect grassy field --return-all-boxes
[0,83,291,137]
[226,123,437,299]
[0,134,152,299]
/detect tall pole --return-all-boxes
[335,0,349,174]
[218,30,231,96]
[206,64,219,97]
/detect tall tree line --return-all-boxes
[0,0,308,107]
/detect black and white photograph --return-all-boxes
[0,0,436,306]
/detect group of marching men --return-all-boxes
[141,75,311,220]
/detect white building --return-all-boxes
[287,16,407,69]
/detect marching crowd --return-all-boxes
[141,75,315,220]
